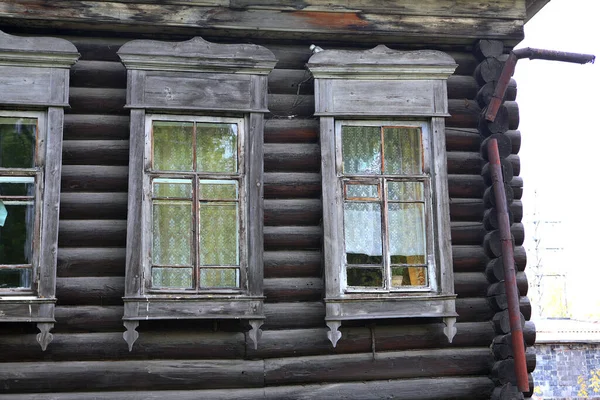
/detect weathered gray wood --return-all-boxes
[264,143,320,172]
[59,192,127,220]
[263,172,321,199]
[264,278,323,302]
[70,60,126,88]
[63,114,129,140]
[264,199,321,226]
[68,87,127,115]
[0,359,265,393]
[0,376,494,400]
[474,40,505,60]
[451,198,522,223]
[0,2,525,45]
[248,112,265,297]
[58,220,127,247]
[263,251,321,278]
[61,165,128,192]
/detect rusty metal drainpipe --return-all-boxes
[485,47,595,122]
[487,138,529,392]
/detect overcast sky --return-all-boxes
[514,0,600,321]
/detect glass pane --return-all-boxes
[152,121,194,171]
[388,203,426,265]
[384,127,422,174]
[347,267,383,287]
[200,268,239,288]
[0,117,36,168]
[391,266,428,287]
[152,200,192,266]
[0,201,34,264]
[199,202,239,266]
[0,268,32,289]
[345,183,379,200]
[388,181,424,202]
[152,267,193,289]
[344,202,382,265]
[153,178,192,199]
[197,123,238,173]
[0,177,35,197]
[199,180,238,200]
[342,126,381,174]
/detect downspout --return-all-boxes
[485,47,595,393]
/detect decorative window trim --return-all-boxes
[307,46,458,347]
[0,30,79,350]
[118,37,276,351]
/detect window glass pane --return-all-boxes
[347,267,383,287]
[196,123,238,173]
[200,268,239,288]
[391,266,428,287]
[199,180,238,200]
[0,268,32,289]
[0,117,36,169]
[152,200,192,266]
[342,126,381,174]
[345,183,379,200]
[152,267,193,289]
[384,127,422,174]
[0,177,35,197]
[387,181,424,202]
[0,200,34,265]
[153,178,193,199]
[388,203,426,265]
[199,202,239,266]
[152,121,194,171]
[344,202,382,265]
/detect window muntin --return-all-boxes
[145,115,245,293]
[338,121,434,293]
[0,113,43,292]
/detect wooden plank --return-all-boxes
[0,2,525,45]
[264,347,492,385]
[0,359,265,393]
[0,376,494,400]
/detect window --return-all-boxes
[0,30,79,350]
[307,46,458,347]
[118,37,276,351]
[145,115,246,293]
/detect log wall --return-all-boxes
[0,33,531,399]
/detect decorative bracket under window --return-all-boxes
[118,37,276,351]
[0,30,79,350]
[307,46,458,346]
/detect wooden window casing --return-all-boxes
[0,30,79,350]
[118,37,276,351]
[308,46,458,347]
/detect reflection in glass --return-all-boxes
[153,178,193,199]
[342,126,381,174]
[347,267,383,287]
[199,202,239,266]
[346,183,379,200]
[197,123,237,173]
[199,180,238,200]
[387,181,423,202]
[344,202,382,265]
[152,267,193,289]
[200,268,239,288]
[384,127,422,174]
[391,266,427,287]
[0,117,36,168]
[0,268,32,289]
[153,121,194,171]
[0,201,34,265]
[388,203,426,265]
[152,200,192,266]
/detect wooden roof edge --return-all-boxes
[526,0,552,23]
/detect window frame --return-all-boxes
[336,120,437,294]
[307,45,458,347]
[142,114,248,295]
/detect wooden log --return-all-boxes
[264,347,491,385]
[56,277,124,306]
[450,198,522,223]
[264,118,319,143]
[484,183,515,208]
[480,133,514,161]
[482,158,514,186]
[264,250,321,278]
[61,165,129,192]
[63,140,129,166]
[264,143,320,172]
[264,302,325,329]
[491,352,536,385]
[264,172,321,199]
[453,245,526,274]
[484,207,516,230]
[64,114,129,140]
[0,376,494,400]
[0,359,265,393]
[486,252,527,282]
[264,226,321,250]
[448,175,522,200]
[58,220,127,247]
[447,151,519,176]
[54,305,124,332]
[475,57,504,85]
[58,247,125,277]
[70,60,126,88]
[492,383,525,400]
[68,87,127,115]
[474,40,505,60]
[264,277,323,302]
[478,104,510,136]
[451,222,524,247]
[476,80,517,108]
[484,227,525,257]
[492,333,527,361]
[493,309,525,334]
[455,272,527,298]
[60,192,127,220]
[487,277,529,311]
